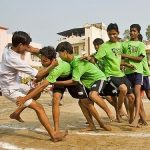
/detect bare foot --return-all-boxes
[116,114,122,123]
[80,126,96,132]
[52,130,68,142]
[100,124,112,131]
[129,118,134,124]
[139,119,148,126]
[130,117,140,127]
[10,113,24,123]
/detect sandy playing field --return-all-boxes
[0,93,150,150]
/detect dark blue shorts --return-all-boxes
[141,76,150,90]
[126,73,143,87]
[108,76,133,94]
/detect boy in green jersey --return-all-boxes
[122,24,146,127]
[92,38,128,119]
[85,23,135,123]
[55,41,116,131]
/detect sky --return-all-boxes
[1,0,150,47]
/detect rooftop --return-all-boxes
[57,28,85,37]
[57,22,106,37]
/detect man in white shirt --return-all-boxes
[0,31,67,142]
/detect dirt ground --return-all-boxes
[1,93,150,150]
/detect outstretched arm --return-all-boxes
[26,45,40,54]
[16,80,50,106]
[54,79,79,86]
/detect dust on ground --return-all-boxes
[0,93,150,150]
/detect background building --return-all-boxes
[57,22,109,55]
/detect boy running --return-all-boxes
[122,24,146,127]
[0,31,66,142]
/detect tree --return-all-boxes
[146,25,150,40]
[123,29,130,41]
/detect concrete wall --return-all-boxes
[58,23,109,56]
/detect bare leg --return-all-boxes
[89,91,114,121]
[28,100,67,142]
[145,90,150,100]
[117,84,127,123]
[105,96,118,121]
[124,98,129,117]
[130,85,141,127]
[85,101,94,125]
[52,92,62,131]
[10,92,42,123]
[78,100,96,131]
[139,100,148,126]
[10,106,26,122]
[81,99,111,131]
[126,93,135,124]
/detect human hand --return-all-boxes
[50,59,58,68]
[16,96,26,107]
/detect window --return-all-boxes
[74,46,79,55]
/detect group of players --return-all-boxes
[0,23,150,142]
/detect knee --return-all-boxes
[119,85,127,95]
[89,91,99,101]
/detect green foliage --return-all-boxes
[146,25,150,40]
[123,29,130,41]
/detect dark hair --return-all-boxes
[130,24,141,33]
[56,41,73,54]
[138,34,143,42]
[107,23,119,33]
[40,46,56,59]
[12,31,32,47]
[93,38,104,45]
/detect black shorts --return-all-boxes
[53,75,88,99]
[108,76,133,94]
[67,83,88,99]
[53,75,72,95]
[101,82,118,96]
[126,73,143,87]
[141,76,150,90]
[85,80,106,96]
